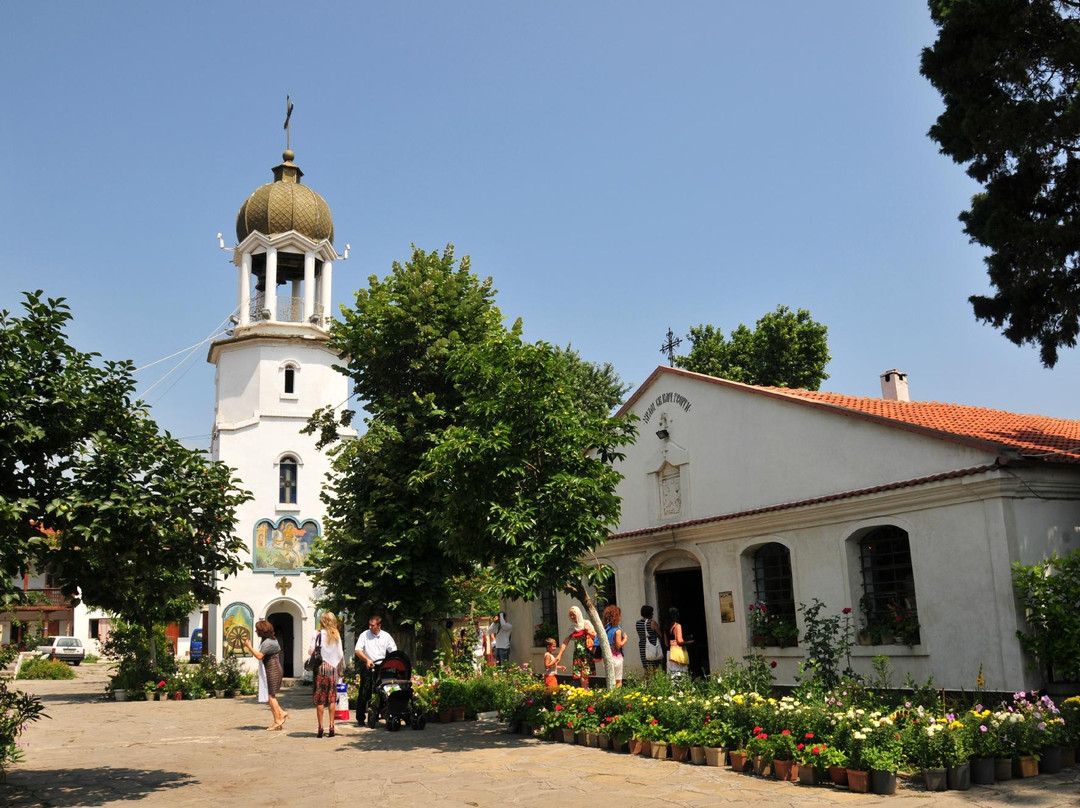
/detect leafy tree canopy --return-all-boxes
[1,292,250,659]
[921,0,1080,366]
[674,304,830,389]
[306,246,636,635]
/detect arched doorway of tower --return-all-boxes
[650,551,709,677]
[266,600,304,678]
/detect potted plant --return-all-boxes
[745,727,773,776]
[908,720,949,791]
[942,719,971,790]
[794,733,826,785]
[864,720,903,796]
[845,726,872,793]
[817,744,849,786]
[533,621,559,647]
[669,729,693,763]
[962,707,1001,784]
[770,729,799,781]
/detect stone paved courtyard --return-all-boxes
[2,663,1078,807]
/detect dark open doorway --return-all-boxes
[655,567,709,677]
[267,613,295,677]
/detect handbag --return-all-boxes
[669,644,689,666]
[644,631,663,662]
[303,632,323,672]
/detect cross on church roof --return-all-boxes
[275,576,292,596]
[660,327,682,366]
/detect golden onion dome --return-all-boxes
[235,150,334,244]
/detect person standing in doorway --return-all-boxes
[490,611,512,665]
[666,606,691,678]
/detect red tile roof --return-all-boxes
[766,387,1080,463]
[627,367,1080,463]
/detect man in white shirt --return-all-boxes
[355,615,397,669]
[355,616,397,725]
[490,611,512,665]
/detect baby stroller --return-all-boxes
[364,650,426,731]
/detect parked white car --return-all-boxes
[36,636,85,665]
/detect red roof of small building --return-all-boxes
[626,367,1080,463]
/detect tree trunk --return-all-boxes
[146,622,157,669]
[569,579,616,690]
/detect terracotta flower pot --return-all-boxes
[651,742,669,760]
[639,740,653,757]
[439,709,453,723]
[670,743,689,763]
[704,747,725,767]
[728,750,749,772]
[560,728,576,744]
[828,766,848,786]
[772,759,796,781]
[797,763,818,785]
[751,755,769,777]
[846,768,870,793]
[690,746,706,765]
[628,738,644,756]
[575,730,588,746]
[610,738,627,753]
[1013,755,1039,778]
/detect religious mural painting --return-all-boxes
[222,602,254,657]
[253,517,320,573]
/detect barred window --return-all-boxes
[540,589,557,627]
[751,543,797,645]
[859,526,920,645]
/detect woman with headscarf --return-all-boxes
[243,620,287,730]
[309,611,344,737]
[562,605,598,689]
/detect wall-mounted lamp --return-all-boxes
[656,428,670,440]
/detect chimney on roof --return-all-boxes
[880,369,909,402]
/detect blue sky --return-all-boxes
[3,2,1078,448]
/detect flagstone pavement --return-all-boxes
[2,663,1078,807]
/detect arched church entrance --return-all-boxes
[652,554,709,677]
[266,599,304,678]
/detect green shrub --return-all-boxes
[1,678,46,778]
[1013,549,1080,682]
[17,656,77,680]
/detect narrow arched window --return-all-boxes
[751,543,797,646]
[284,366,295,394]
[279,457,298,504]
[859,526,920,645]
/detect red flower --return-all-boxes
[753,726,762,734]
[748,604,756,612]
[554,704,562,711]
[781,729,791,736]
[587,706,594,713]
[797,743,805,750]
[650,719,659,725]
[756,733,768,740]
[842,607,852,614]
[812,746,822,755]
[805,732,814,739]
[770,660,777,668]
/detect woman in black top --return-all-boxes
[635,604,662,677]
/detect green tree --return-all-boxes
[418,334,637,686]
[1,292,251,663]
[675,305,830,389]
[307,246,637,684]
[921,0,1080,367]
[305,246,505,628]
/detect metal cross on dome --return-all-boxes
[275,577,292,596]
[660,327,682,366]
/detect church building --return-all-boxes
[505,366,1080,691]
[203,147,353,676]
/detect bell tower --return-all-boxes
[206,141,352,676]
